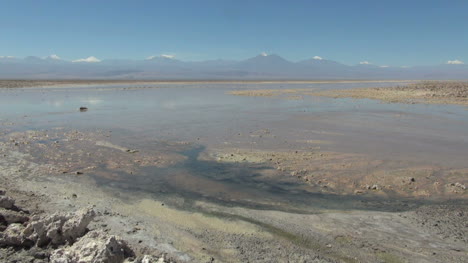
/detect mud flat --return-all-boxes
[309,81,468,106]
[203,148,467,200]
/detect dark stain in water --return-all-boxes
[89,144,458,214]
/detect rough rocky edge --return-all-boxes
[0,190,171,263]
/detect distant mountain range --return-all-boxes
[0,54,467,80]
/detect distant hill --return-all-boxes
[0,54,467,80]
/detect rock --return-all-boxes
[0,208,30,224]
[30,246,49,259]
[56,208,96,245]
[141,255,163,263]
[454,182,466,190]
[0,196,15,209]
[0,223,35,247]
[0,190,5,196]
[0,208,95,248]
[50,230,134,263]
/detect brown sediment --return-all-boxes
[309,81,468,106]
[0,129,186,179]
[204,148,467,200]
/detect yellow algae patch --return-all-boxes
[116,198,270,262]
[132,199,264,235]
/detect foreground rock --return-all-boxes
[50,230,134,263]
[0,208,29,225]
[0,192,169,263]
[0,208,95,248]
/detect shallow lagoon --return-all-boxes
[1,82,467,213]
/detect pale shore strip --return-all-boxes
[0,79,416,89]
[309,81,468,106]
[228,81,468,106]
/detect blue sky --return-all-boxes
[1,0,467,66]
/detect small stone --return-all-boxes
[0,196,15,209]
[455,182,466,190]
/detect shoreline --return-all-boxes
[309,81,468,106]
[0,79,417,89]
